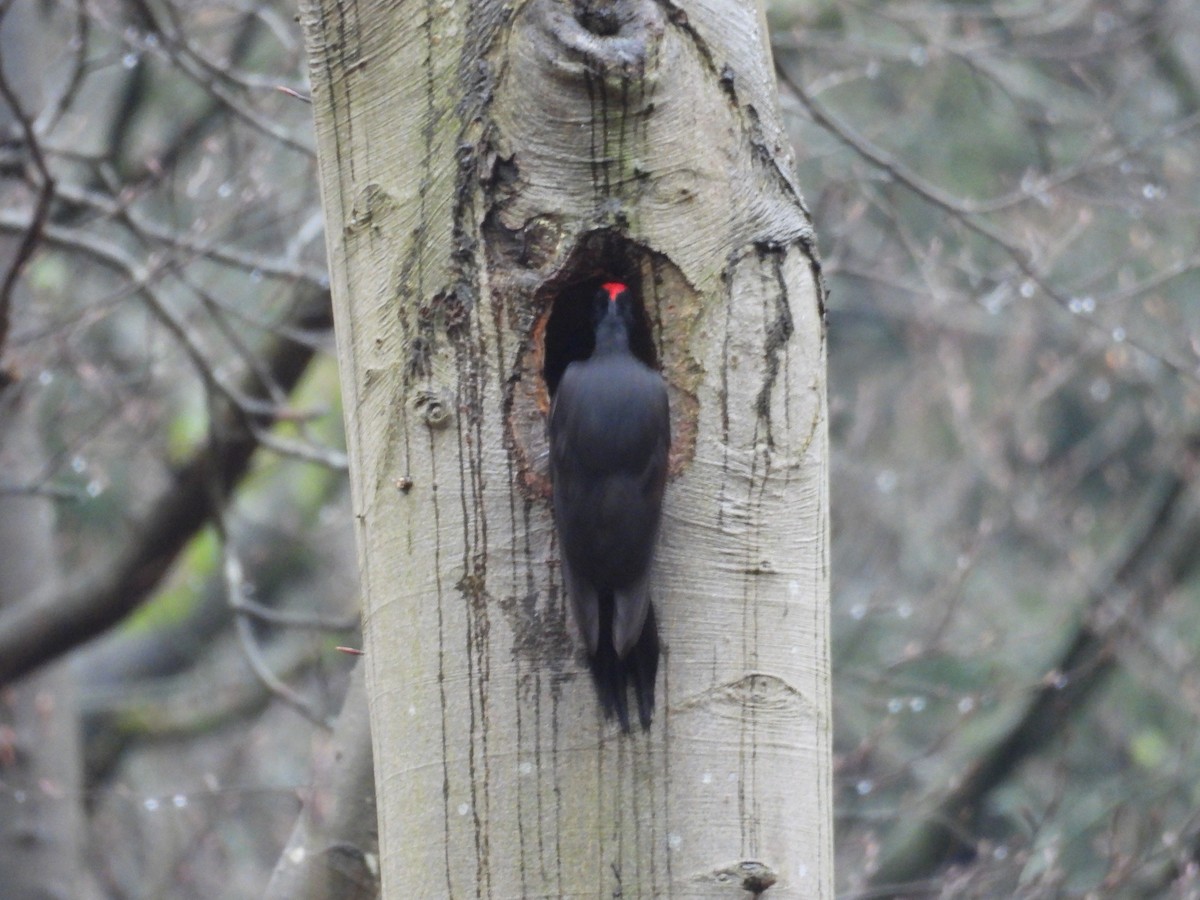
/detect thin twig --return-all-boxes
[221,532,334,729]
[229,593,357,632]
[775,62,1200,383]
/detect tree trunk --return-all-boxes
[300,0,830,896]
[264,662,379,900]
[0,382,92,900]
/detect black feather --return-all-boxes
[549,284,669,730]
[588,591,660,732]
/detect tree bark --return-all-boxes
[300,0,830,896]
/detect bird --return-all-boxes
[549,281,670,731]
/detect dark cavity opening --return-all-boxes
[542,234,658,397]
[574,0,621,37]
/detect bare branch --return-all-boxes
[776,62,1200,382]
[222,541,334,729]
[866,451,1200,889]
[0,281,332,685]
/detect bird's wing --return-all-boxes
[550,369,601,653]
[612,384,669,658]
[612,573,653,658]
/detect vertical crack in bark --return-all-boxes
[437,5,517,892]
[325,0,360,186]
[755,243,795,449]
[426,425,454,895]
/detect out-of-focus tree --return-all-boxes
[0,0,363,895]
[1,0,1199,896]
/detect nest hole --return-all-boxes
[542,235,659,396]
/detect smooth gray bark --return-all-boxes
[301,0,831,895]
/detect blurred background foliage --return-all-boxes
[1,0,1199,897]
[771,1,1200,896]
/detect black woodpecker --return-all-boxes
[549,281,670,731]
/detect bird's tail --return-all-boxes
[589,596,660,732]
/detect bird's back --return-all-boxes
[550,353,669,588]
